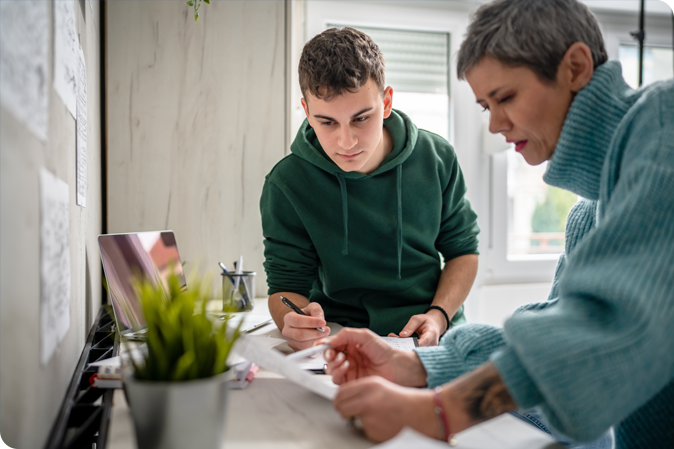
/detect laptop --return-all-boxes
[98,231,186,340]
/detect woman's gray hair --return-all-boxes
[457,0,608,82]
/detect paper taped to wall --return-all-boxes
[0,1,50,141]
[54,0,78,117]
[39,169,71,365]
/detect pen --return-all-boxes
[218,262,235,284]
[279,295,325,333]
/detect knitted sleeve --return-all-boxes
[492,92,674,442]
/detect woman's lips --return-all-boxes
[514,140,528,152]
[337,151,363,160]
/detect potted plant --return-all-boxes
[123,269,242,449]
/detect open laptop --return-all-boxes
[98,231,186,340]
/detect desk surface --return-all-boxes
[107,299,562,449]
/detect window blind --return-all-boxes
[328,24,449,95]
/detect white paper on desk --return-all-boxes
[0,1,50,142]
[40,169,71,366]
[76,43,87,207]
[233,334,338,400]
[54,0,78,117]
[373,414,558,449]
[290,336,418,371]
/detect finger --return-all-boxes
[387,333,399,338]
[416,330,438,347]
[322,327,380,352]
[282,325,328,343]
[302,302,325,318]
[398,315,425,337]
[283,311,326,329]
[327,359,350,384]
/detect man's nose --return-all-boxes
[337,126,357,150]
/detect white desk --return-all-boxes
[106,299,563,449]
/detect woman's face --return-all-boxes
[465,56,574,166]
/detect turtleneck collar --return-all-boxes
[543,61,637,200]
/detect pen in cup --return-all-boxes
[279,295,325,333]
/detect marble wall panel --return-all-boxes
[106,1,286,297]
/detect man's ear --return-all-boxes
[562,42,594,93]
[383,86,393,119]
[301,97,310,120]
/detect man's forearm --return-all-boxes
[268,292,310,331]
[442,362,517,433]
[429,254,478,327]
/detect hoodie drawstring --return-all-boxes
[337,174,349,255]
[396,165,403,280]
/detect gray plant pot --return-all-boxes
[123,371,230,449]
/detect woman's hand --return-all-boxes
[334,376,438,443]
[389,310,446,346]
[321,328,427,387]
[282,302,331,351]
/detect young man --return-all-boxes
[260,27,479,351]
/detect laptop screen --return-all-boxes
[98,231,186,334]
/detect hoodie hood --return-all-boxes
[290,109,418,278]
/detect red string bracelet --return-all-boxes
[433,386,456,446]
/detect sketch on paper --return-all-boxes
[54,0,78,118]
[40,169,71,366]
[0,1,50,142]
[76,44,88,207]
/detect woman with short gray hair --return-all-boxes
[321,1,674,448]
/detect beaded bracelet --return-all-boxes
[433,386,456,446]
[424,305,451,336]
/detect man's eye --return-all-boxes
[354,116,368,123]
[320,121,334,127]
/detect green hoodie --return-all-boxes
[260,110,479,335]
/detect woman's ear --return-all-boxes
[562,42,594,93]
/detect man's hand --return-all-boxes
[282,302,331,351]
[321,328,427,387]
[389,310,446,346]
[334,377,437,443]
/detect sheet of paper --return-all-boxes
[290,336,418,371]
[76,43,87,207]
[40,169,71,365]
[233,334,338,400]
[54,0,78,117]
[373,414,560,449]
[0,1,50,141]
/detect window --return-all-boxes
[327,25,450,140]
[619,45,674,88]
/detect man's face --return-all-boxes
[301,79,393,174]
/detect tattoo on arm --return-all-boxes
[457,363,516,423]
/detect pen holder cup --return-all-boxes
[221,271,256,312]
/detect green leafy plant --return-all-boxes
[127,269,242,382]
[186,0,210,23]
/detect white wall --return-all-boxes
[105,1,286,298]
[0,2,103,447]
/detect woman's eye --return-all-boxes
[481,105,489,112]
[498,95,513,104]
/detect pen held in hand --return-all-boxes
[280,295,326,333]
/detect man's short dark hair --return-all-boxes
[299,27,386,101]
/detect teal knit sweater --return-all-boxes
[415,61,674,447]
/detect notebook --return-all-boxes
[98,231,186,340]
